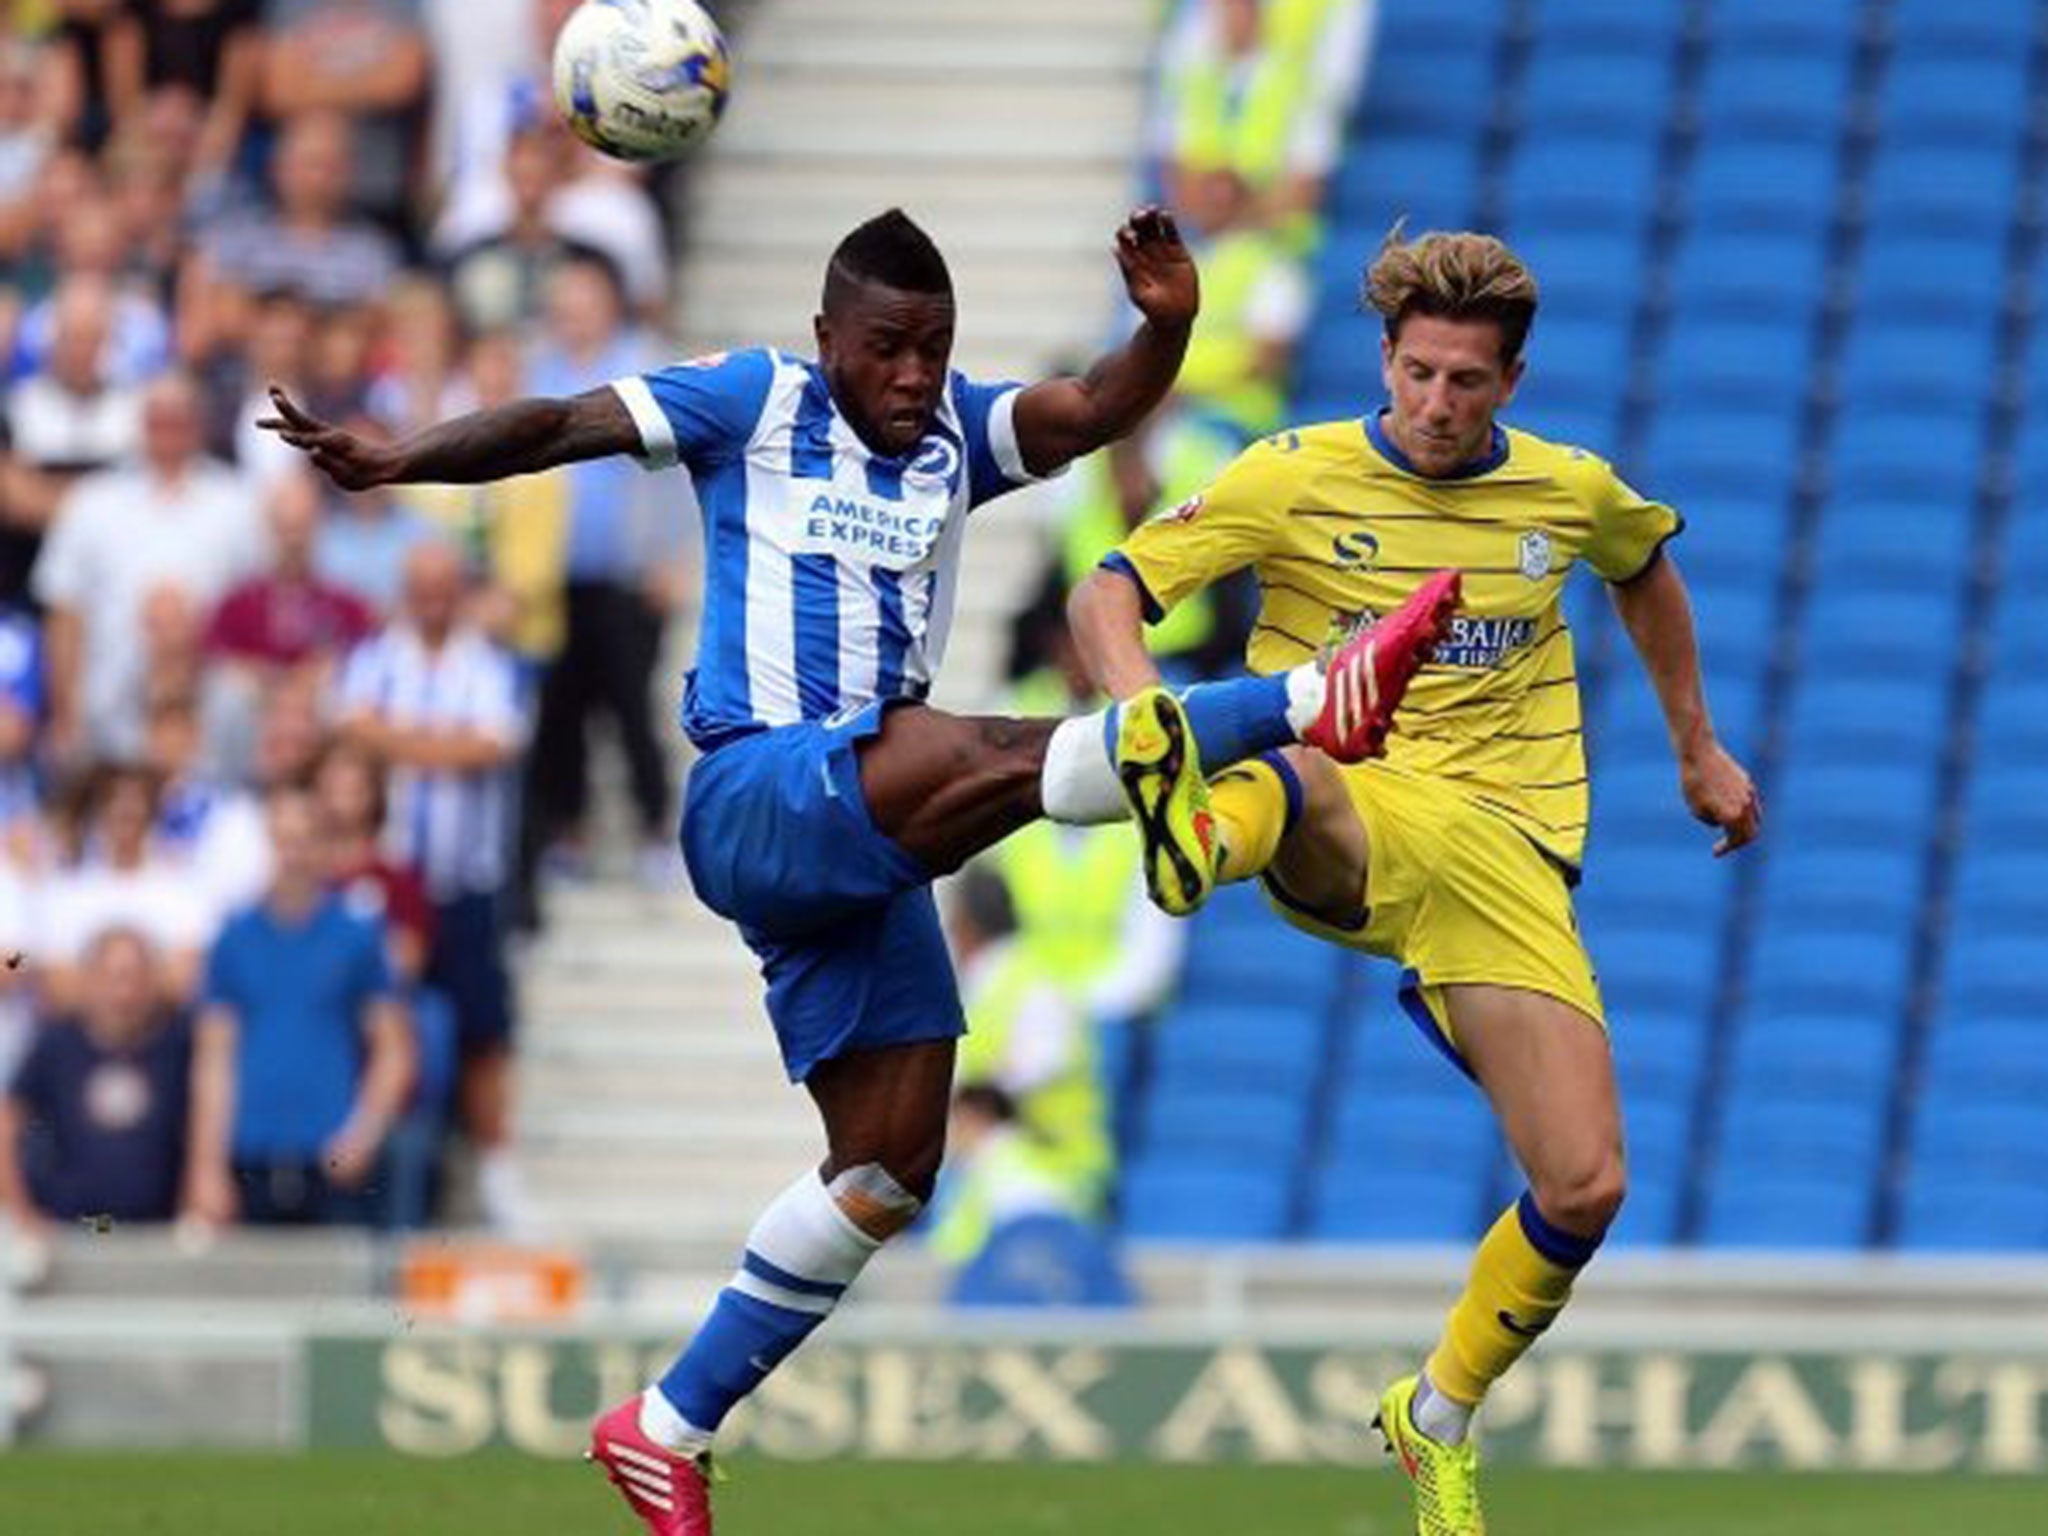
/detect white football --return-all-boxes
[553,0,732,164]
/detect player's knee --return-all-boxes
[1534,1150,1626,1239]
[825,1156,934,1242]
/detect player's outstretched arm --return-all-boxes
[1010,206,1198,476]
[257,384,642,490]
[1069,564,1165,700]
[1609,552,1762,857]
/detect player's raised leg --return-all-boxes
[1375,984,1625,1536]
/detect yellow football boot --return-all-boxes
[1113,687,1215,917]
[1374,1375,1486,1536]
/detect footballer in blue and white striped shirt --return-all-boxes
[262,206,1453,1532]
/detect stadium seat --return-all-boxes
[1701,1174,1872,1248]
[1970,675,2048,766]
[1355,43,1498,142]
[1607,1005,1708,1103]
[1754,844,1924,933]
[1864,145,2023,234]
[1919,1017,2048,1105]
[1519,47,1673,136]
[1500,137,1662,234]
[1827,413,1982,510]
[1328,139,1485,232]
[1657,317,1815,410]
[1147,1002,1328,1095]
[1711,0,1866,58]
[1718,1094,1890,1172]
[1905,1101,2048,1184]
[1664,492,1793,591]
[1780,674,1951,758]
[1515,314,1633,410]
[1325,1083,1497,1170]
[1524,0,1688,54]
[1745,927,1915,1020]
[1592,924,1722,1016]
[1962,762,2048,850]
[1724,1012,1902,1105]
[1309,1159,1493,1243]
[1142,1083,1315,1166]
[1836,317,2000,413]
[1886,0,2042,60]
[1694,59,1854,152]
[1876,55,2033,147]
[1639,408,1804,504]
[1941,932,2048,1017]
[1949,840,2048,933]
[1799,587,1964,676]
[1896,1178,2048,1253]
[1512,228,1644,321]
[1669,229,1830,321]
[1773,759,1941,846]
[1808,493,1975,591]
[1119,1161,1292,1241]
[1855,229,2009,322]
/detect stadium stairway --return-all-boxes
[517,1,1161,1245]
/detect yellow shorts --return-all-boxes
[1262,761,1605,1056]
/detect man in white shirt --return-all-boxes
[32,373,265,763]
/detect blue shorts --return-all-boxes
[680,702,965,1082]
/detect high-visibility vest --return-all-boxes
[1170,0,1332,191]
[997,822,1139,988]
[958,941,1113,1200]
[1178,230,1297,438]
[925,1128,1087,1268]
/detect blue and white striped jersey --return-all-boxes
[611,348,1046,751]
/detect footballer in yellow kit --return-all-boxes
[1072,229,1762,1536]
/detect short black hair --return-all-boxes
[823,208,952,310]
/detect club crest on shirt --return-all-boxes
[1519,529,1554,582]
[1150,493,1204,525]
[681,350,730,370]
[906,435,961,488]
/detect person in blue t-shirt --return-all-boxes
[184,783,414,1228]
[0,926,190,1238]
[255,206,1447,1529]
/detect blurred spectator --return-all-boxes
[365,273,459,434]
[14,196,174,384]
[248,662,325,789]
[1,278,143,602]
[421,0,538,221]
[189,111,399,353]
[32,371,263,761]
[312,433,439,615]
[103,0,264,192]
[1153,0,1373,243]
[1170,165,1308,440]
[0,38,62,265]
[0,926,191,1236]
[207,469,376,682]
[259,0,429,233]
[37,762,212,1012]
[227,286,314,485]
[0,604,41,829]
[525,253,679,885]
[336,538,527,1230]
[926,1085,1100,1279]
[49,0,129,151]
[946,864,1112,1207]
[314,737,432,984]
[2,146,103,313]
[444,123,602,335]
[144,688,272,914]
[184,782,413,1226]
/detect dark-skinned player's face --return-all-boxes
[815,283,956,456]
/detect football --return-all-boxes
[552,0,732,163]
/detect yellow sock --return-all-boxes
[1424,1193,1601,1407]
[1208,758,1293,884]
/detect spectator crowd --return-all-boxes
[0,0,694,1239]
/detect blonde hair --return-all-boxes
[1364,225,1540,364]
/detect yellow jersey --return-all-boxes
[1113,413,1681,869]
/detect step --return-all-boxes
[758,0,1150,30]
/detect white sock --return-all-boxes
[1040,710,1127,824]
[1284,663,1326,735]
[477,1149,534,1235]
[639,1386,715,1458]
[1411,1370,1474,1445]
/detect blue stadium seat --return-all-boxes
[1309,1160,1491,1243]
[1876,55,2032,147]
[1919,1016,2048,1104]
[1773,758,1940,845]
[1604,1170,1683,1247]
[1725,1012,1902,1104]
[1984,574,2048,675]
[1519,48,1673,135]
[1374,0,1510,64]
[1828,412,1983,507]
[1711,0,1866,57]
[1799,587,1964,675]
[1607,1006,1707,1102]
[1962,764,2048,848]
[1341,1012,1467,1099]
[1694,56,1854,149]
[1579,841,1728,926]
[1689,580,1778,676]
[1701,1170,1871,1249]
[1516,314,1633,409]
[1781,673,1951,763]
[1326,1084,1497,1170]
[1949,841,2048,935]
[1178,896,1344,1010]
[1500,137,1661,234]
[1669,230,1830,321]
[1592,923,1722,1014]
[1356,44,1497,141]
[1836,317,2000,413]
[1754,844,1924,933]
[1905,1100,2048,1183]
[1967,678,2048,769]
[1142,1084,1315,1165]
[1524,0,1687,54]
[1865,145,2022,233]
[1119,1160,1291,1241]
[1667,491,1793,589]
[1718,1095,1890,1171]
[1513,229,1644,322]
[1896,1178,2048,1253]
[1808,493,1975,591]
[1745,927,1914,1020]
[1941,932,2048,1017]
[1328,139,1484,232]
[1593,667,1763,764]
[1887,0,2041,59]
[1658,317,1814,409]
[1148,1002,1327,1094]
[1639,406,1803,499]
[1856,229,2008,322]
[1513,403,1619,457]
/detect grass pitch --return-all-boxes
[1,1452,2038,1535]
